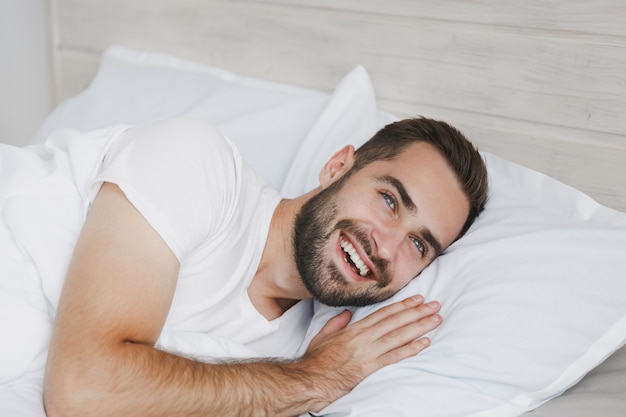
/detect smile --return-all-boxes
[339,235,371,277]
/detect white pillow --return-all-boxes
[300,152,626,417]
[280,66,393,197]
[34,45,349,192]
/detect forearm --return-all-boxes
[44,341,321,417]
[45,296,441,417]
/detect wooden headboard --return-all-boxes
[50,0,626,212]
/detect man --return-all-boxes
[41,116,488,416]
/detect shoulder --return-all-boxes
[95,119,247,260]
[122,118,234,157]
[104,118,243,182]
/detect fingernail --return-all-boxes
[410,295,424,304]
[427,301,440,309]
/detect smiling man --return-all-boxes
[41,116,488,417]
[294,138,474,307]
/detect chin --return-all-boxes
[313,282,395,307]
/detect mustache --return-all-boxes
[331,219,391,288]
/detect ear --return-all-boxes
[319,145,356,188]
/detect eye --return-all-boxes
[410,236,426,256]
[381,192,396,211]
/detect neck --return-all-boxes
[248,187,320,320]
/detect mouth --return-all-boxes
[339,233,375,280]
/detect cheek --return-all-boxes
[391,255,423,290]
[338,196,384,224]
[338,192,388,225]
[391,250,427,289]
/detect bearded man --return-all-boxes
[36,116,488,417]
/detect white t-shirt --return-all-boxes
[1,118,311,386]
[88,119,311,358]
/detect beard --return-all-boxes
[293,177,395,307]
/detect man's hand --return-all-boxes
[291,296,441,412]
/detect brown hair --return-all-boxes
[352,117,489,240]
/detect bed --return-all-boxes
[1,0,626,416]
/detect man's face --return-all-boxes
[294,142,470,307]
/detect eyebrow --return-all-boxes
[421,228,443,259]
[376,175,443,257]
[378,175,417,213]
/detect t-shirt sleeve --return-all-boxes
[90,118,242,262]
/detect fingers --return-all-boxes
[376,300,440,346]
[352,295,431,327]
[378,336,432,367]
[311,295,441,355]
[298,295,441,407]
[352,295,441,337]
[308,295,442,367]
[373,309,440,366]
[350,295,442,365]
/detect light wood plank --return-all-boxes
[247,0,626,37]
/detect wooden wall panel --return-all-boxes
[248,0,626,37]
[52,0,626,211]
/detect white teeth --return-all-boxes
[340,236,371,276]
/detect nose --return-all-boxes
[371,224,405,261]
